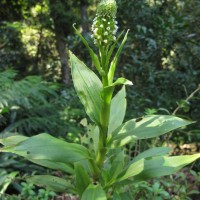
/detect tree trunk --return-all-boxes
[49,0,70,85]
[54,27,70,85]
[81,4,89,33]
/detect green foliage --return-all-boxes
[123,169,200,200]
[81,184,107,200]
[75,162,91,197]
[0,22,28,71]
[0,170,18,195]
[70,51,103,125]
[108,115,193,147]
[0,133,91,174]
[48,0,81,33]
[108,86,126,134]
[0,0,29,21]
[20,182,36,199]
[0,69,80,136]
[116,0,200,122]
[1,22,200,200]
[28,175,72,193]
[3,181,56,200]
[1,0,200,199]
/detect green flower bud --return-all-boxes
[97,0,117,18]
[91,0,118,47]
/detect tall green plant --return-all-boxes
[0,0,199,199]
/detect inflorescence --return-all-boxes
[91,0,118,47]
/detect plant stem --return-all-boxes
[165,84,200,145]
[96,75,112,168]
[172,84,200,115]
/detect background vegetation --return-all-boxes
[0,0,199,199]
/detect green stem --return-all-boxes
[100,45,109,73]
[96,75,112,168]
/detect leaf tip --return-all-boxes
[72,23,77,31]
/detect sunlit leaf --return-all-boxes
[0,133,91,174]
[105,78,133,89]
[117,153,200,182]
[70,51,103,125]
[131,147,172,163]
[108,86,127,134]
[81,184,107,200]
[110,115,193,147]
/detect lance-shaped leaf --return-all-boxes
[108,30,129,84]
[75,162,91,197]
[81,184,107,200]
[105,31,124,71]
[73,25,104,76]
[28,159,74,174]
[108,86,127,135]
[109,115,193,147]
[28,175,73,193]
[117,153,200,183]
[70,51,103,125]
[0,133,91,174]
[131,147,172,163]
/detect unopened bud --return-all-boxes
[91,0,118,47]
[97,0,117,18]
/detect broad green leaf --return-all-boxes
[0,133,91,173]
[81,184,107,200]
[28,175,73,193]
[70,51,103,125]
[108,86,127,134]
[117,153,200,183]
[108,30,129,84]
[110,115,193,147]
[75,162,91,197]
[131,147,172,163]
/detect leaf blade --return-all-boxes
[75,162,91,197]
[70,51,103,125]
[131,147,172,163]
[73,25,103,75]
[81,184,107,200]
[108,30,129,84]
[1,133,91,173]
[117,153,200,182]
[28,175,72,193]
[111,115,193,147]
[108,86,127,134]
